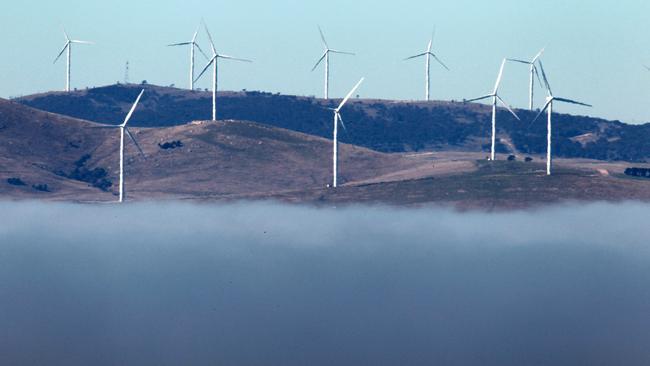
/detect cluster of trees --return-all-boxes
[625,167,650,179]
[158,140,184,150]
[18,84,650,162]
[6,178,50,192]
[60,154,112,191]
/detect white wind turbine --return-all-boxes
[465,59,520,161]
[167,25,209,90]
[507,48,545,110]
[330,77,364,188]
[96,90,146,203]
[530,61,592,176]
[404,30,449,101]
[53,29,93,92]
[195,23,252,121]
[312,26,355,100]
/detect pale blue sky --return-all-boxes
[1,0,649,122]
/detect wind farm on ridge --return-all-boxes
[2,20,650,208]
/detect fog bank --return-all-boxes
[1,201,649,365]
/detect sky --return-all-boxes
[1,0,649,123]
[2,201,650,365]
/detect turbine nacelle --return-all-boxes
[465,60,519,121]
[531,96,593,125]
[194,23,253,84]
[95,90,147,159]
[311,26,355,72]
[53,29,93,64]
[167,25,210,60]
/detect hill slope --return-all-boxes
[0,98,433,202]
[16,83,650,162]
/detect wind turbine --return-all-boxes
[530,61,592,176]
[195,23,252,121]
[167,25,209,90]
[404,29,449,101]
[53,28,93,92]
[330,77,364,188]
[312,26,355,100]
[507,48,545,110]
[465,59,520,161]
[95,90,146,203]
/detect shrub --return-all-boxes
[32,184,50,192]
[7,178,26,186]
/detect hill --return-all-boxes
[16,83,650,162]
[0,98,435,202]
[3,96,650,209]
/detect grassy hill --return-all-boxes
[3,95,650,208]
[0,98,429,202]
[16,83,650,162]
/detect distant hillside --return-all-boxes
[0,98,428,201]
[16,84,650,162]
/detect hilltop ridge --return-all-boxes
[15,83,650,162]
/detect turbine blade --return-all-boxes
[533,64,543,87]
[404,52,427,61]
[203,22,217,55]
[62,28,70,41]
[528,99,552,127]
[167,42,193,47]
[192,26,199,43]
[464,94,493,103]
[217,54,253,63]
[53,42,69,64]
[329,50,355,56]
[194,43,210,60]
[531,47,545,63]
[496,95,521,121]
[554,97,592,108]
[318,26,329,49]
[337,113,348,132]
[194,57,216,82]
[538,60,553,95]
[125,128,146,159]
[91,125,119,129]
[311,51,328,71]
[506,58,531,65]
[70,40,93,44]
[430,53,450,71]
[429,26,437,52]
[493,59,506,93]
[122,89,145,126]
[336,77,365,112]
[644,65,650,72]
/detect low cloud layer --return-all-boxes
[1,202,650,366]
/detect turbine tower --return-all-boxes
[167,25,209,90]
[330,78,364,188]
[95,90,146,203]
[53,29,93,92]
[465,59,520,161]
[404,30,449,101]
[531,61,592,176]
[507,48,545,110]
[312,26,355,100]
[195,23,252,121]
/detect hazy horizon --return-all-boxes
[1,0,649,124]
